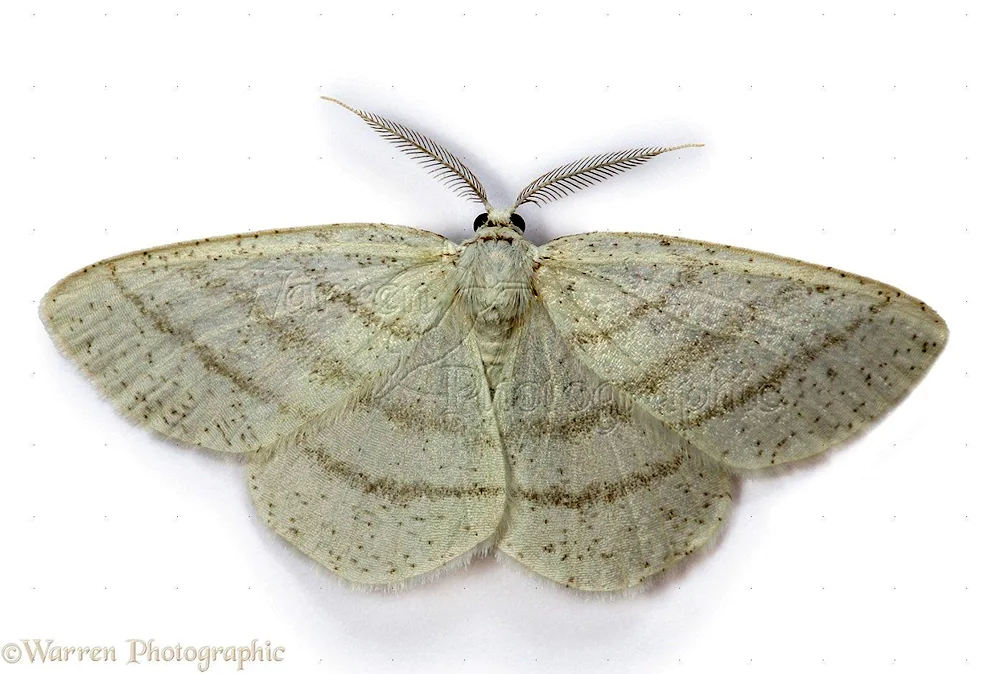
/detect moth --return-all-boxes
[41,98,947,592]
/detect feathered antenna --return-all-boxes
[322,96,492,209]
[510,144,703,211]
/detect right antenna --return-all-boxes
[510,144,704,211]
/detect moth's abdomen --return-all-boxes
[475,319,519,391]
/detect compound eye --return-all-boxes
[511,213,526,233]
[473,213,489,231]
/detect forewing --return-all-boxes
[494,302,732,591]
[536,232,948,469]
[41,224,457,453]
[247,305,506,587]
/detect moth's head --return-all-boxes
[473,208,526,235]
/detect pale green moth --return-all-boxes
[40,99,947,592]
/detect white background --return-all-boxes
[2,1,995,672]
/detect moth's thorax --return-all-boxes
[455,226,536,326]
